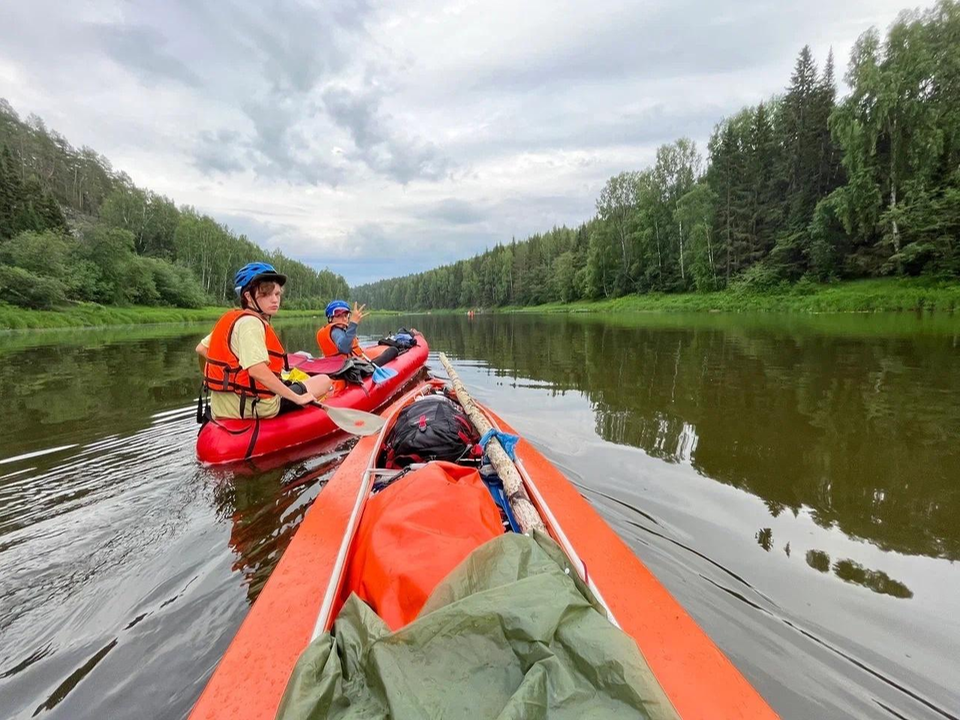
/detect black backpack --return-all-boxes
[382,395,479,468]
[378,328,418,351]
[327,357,375,386]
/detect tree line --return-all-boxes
[0,100,347,310]
[353,1,960,310]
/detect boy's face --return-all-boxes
[248,281,283,316]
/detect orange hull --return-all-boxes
[190,379,779,720]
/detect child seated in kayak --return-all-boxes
[197,262,333,420]
[316,300,399,366]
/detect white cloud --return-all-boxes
[0,0,910,286]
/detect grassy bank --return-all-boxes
[496,279,960,315]
[0,303,328,330]
[5,279,959,330]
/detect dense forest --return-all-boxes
[353,1,960,310]
[0,102,347,310]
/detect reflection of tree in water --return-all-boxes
[0,321,336,459]
[412,313,960,561]
[806,549,832,573]
[755,528,774,551]
[805,549,913,599]
[208,444,351,603]
[1,331,205,458]
[832,559,913,599]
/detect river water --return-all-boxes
[1,313,958,720]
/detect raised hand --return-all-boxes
[351,302,367,324]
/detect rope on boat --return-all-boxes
[438,353,546,534]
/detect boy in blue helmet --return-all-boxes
[316,300,366,357]
[196,262,333,420]
[316,300,399,366]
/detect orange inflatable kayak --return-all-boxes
[190,376,780,719]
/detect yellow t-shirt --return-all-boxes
[201,315,282,419]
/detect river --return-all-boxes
[1,312,958,720]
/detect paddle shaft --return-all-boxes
[358,349,398,384]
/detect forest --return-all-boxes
[353,1,960,310]
[0,103,347,310]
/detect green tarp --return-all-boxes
[277,532,680,720]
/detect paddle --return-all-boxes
[360,350,398,385]
[311,401,386,436]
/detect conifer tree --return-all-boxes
[748,102,780,265]
[0,145,24,240]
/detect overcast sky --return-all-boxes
[0,0,911,286]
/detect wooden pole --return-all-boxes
[439,353,545,534]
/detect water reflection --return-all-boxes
[806,549,832,573]
[1,314,957,719]
[755,527,773,552]
[0,321,357,719]
[398,312,960,562]
[806,550,913,599]
[207,440,354,602]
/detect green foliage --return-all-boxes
[0,230,74,280]
[808,192,851,280]
[140,257,207,308]
[831,2,960,275]
[0,226,210,310]
[0,144,68,240]
[499,278,960,314]
[75,226,140,304]
[353,228,591,310]
[100,186,180,257]
[0,99,350,314]
[551,252,578,303]
[0,264,67,309]
[0,100,116,216]
[677,184,718,292]
[730,263,788,295]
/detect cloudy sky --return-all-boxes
[0,0,911,286]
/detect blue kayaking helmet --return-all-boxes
[325,299,350,319]
[234,262,286,298]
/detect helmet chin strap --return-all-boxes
[245,289,271,321]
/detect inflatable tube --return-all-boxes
[196,338,429,465]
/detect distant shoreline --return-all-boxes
[3,279,958,331]
[387,279,960,316]
[497,279,960,315]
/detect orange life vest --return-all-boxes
[316,321,362,358]
[203,309,287,411]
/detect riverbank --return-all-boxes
[0,303,328,330]
[497,278,960,315]
[4,279,959,330]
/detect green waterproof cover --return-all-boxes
[276,532,680,720]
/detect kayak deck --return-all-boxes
[190,378,779,719]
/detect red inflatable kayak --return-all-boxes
[196,339,429,464]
